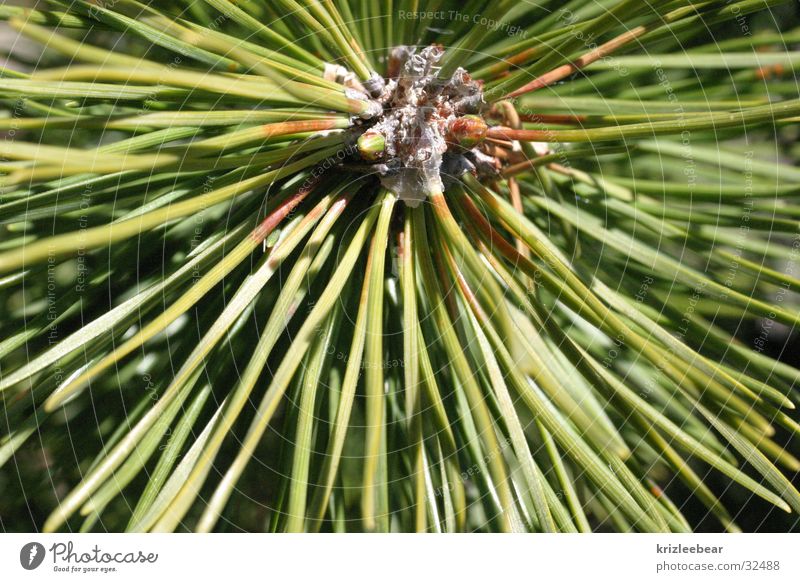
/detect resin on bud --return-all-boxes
[447,115,488,149]
[358,130,386,162]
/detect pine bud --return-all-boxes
[447,115,488,149]
[357,130,386,161]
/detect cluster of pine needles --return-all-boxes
[1,0,800,532]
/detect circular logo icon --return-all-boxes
[20,542,46,570]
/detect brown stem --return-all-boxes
[506,25,647,98]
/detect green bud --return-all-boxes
[358,130,386,162]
